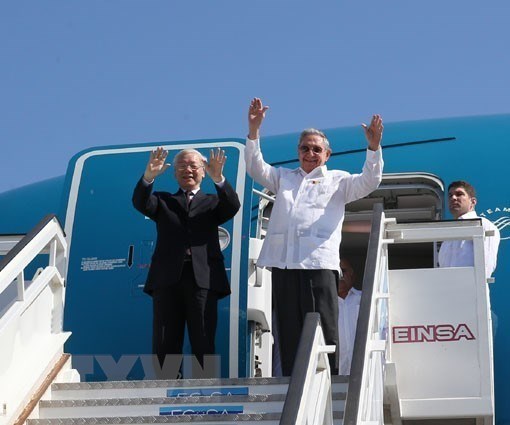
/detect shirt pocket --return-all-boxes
[264,233,286,263]
[307,181,335,209]
[299,236,328,263]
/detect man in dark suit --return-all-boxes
[132,147,240,377]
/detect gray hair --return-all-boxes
[173,149,207,165]
[298,128,331,152]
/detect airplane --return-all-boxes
[0,113,508,424]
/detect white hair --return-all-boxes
[173,149,207,165]
[298,128,331,152]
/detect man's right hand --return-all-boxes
[144,147,171,182]
[248,97,269,140]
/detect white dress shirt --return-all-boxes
[245,138,383,272]
[338,288,362,375]
[438,211,500,278]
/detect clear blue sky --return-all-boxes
[1,1,509,193]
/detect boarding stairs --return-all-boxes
[1,207,495,425]
[25,366,348,425]
[0,215,347,425]
[351,204,495,425]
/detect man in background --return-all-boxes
[438,180,500,279]
[337,258,362,375]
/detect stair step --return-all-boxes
[29,413,283,425]
[28,411,344,425]
[39,392,346,418]
[42,376,349,424]
[50,376,349,400]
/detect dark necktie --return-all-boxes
[185,190,194,207]
[185,191,194,257]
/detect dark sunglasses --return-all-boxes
[298,145,325,154]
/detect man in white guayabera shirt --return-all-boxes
[245,97,384,375]
[439,180,500,279]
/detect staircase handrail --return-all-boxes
[280,312,336,425]
[0,214,66,288]
[343,203,388,425]
[0,214,70,425]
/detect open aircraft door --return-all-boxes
[60,139,252,380]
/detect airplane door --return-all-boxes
[60,140,251,380]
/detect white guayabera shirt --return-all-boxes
[245,137,383,272]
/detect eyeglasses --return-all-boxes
[176,164,204,171]
[298,145,325,154]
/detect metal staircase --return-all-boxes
[25,311,347,425]
[1,206,496,425]
[1,215,346,425]
[27,375,348,425]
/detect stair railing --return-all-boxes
[344,203,390,425]
[0,214,71,425]
[280,312,336,425]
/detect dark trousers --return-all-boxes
[272,268,339,376]
[152,262,218,375]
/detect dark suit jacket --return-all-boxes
[132,177,241,298]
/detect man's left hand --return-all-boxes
[362,114,383,151]
[205,148,226,183]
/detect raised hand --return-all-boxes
[144,147,171,181]
[361,114,383,151]
[205,147,226,183]
[248,97,269,140]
